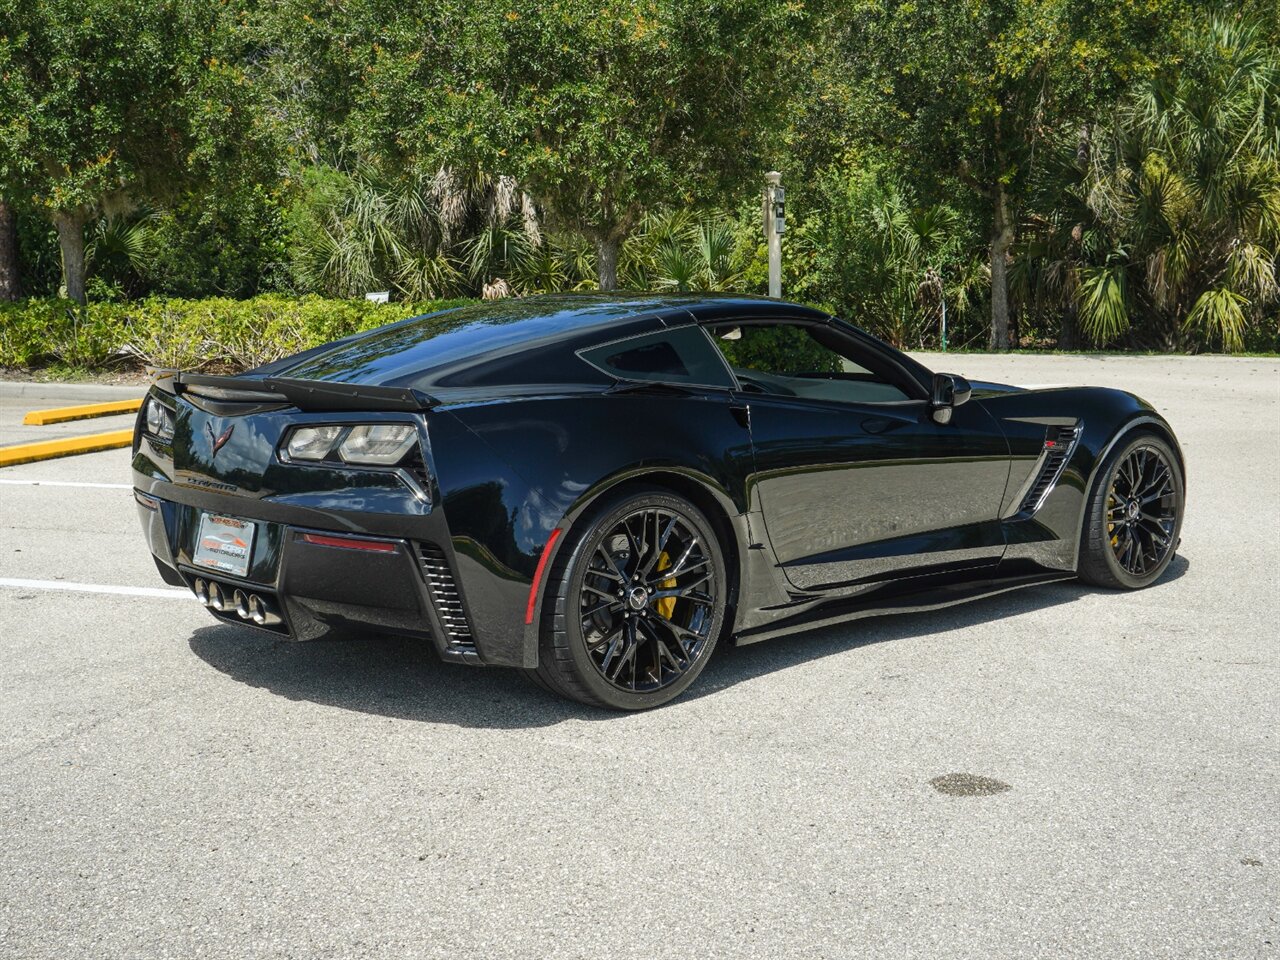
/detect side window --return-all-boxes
[709,322,913,404]
[579,326,735,388]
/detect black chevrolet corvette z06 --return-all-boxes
[133,294,1185,709]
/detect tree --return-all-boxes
[0,199,17,299]
[294,0,818,290]
[254,0,480,165]
[487,0,821,289]
[0,0,271,302]
[837,0,1190,348]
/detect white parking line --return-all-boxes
[0,577,194,600]
[0,479,132,489]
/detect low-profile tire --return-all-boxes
[531,488,728,710]
[1078,430,1184,589]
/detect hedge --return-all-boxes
[0,295,476,373]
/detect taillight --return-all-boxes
[281,423,420,466]
[143,397,175,441]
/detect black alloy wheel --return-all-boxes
[532,489,727,710]
[1079,432,1184,589]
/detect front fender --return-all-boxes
[977,386,1183,573]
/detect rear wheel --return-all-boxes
[531,489,727,710]
[1078,432,1184,589]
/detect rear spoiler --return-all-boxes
[155,371,437,413]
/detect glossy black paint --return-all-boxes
[132,294,1184,672]
[745,393,1010,589]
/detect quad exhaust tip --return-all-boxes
[193,577,278,626]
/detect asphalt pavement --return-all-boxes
[1,355,1276,959]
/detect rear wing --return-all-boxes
[153,371,437,413]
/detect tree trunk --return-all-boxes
[0,200,18,300]
[988,187,1014,351]
[53,209,88,304]
[595,235,619,292]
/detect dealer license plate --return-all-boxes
[192,513,257,579]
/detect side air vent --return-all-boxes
[416,543,478,658]
[401,448,434,501]
[1019,424,1082,515]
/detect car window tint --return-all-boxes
[579,326,734,388]
[710,323,911,403]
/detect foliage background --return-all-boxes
[0,296,470,372]
[1,0,1276,367]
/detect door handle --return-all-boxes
[860,416,897,435]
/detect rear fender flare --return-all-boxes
[521,466,752,659]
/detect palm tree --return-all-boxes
[616,211,743,293]
[808,166,981,348]
[289,164,540,300]
[1074,16,1279,350]
[85,213,159,298]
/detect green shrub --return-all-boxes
[0,299,131,368]
[0,295,475,373]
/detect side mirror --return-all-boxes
[931,373,972,425]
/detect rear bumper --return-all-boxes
[136,490,482,664]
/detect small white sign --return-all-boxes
[365,291,390,304]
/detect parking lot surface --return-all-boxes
[1,356,1277,959]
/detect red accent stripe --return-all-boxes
[524,528,563,625]
[298,532,398,553]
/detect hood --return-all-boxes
[966,379,1026,398]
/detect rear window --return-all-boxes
[579,326,735,388]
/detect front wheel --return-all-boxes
[1078,432,1185,589]
[531,489,728,710]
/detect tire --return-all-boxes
[530,488,728,710]
[1078,431,1184,589]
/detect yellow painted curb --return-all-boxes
[0,429,134,467]
[22,398,142,425]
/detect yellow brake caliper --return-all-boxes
[1108,490,1118,546]
[654,551,676,619]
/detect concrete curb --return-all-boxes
[23,399,143,425]
[0,381,147,401]
[0,428,134,467]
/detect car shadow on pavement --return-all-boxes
[188,554,1188,727]
[691,554,1189,703]
[188,623,593,729]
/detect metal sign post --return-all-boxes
[941,289,948,352]
[764,171,784,298]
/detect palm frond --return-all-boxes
[1078,263,1131,345]
[1184,286,1248,351]
[1227,240,1279,301]
[654,239,700,291]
